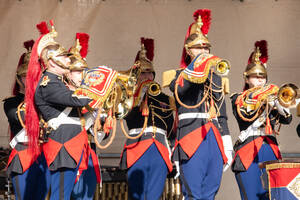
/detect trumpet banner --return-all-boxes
[236,84,279,110]
[74,66,118,109]
[182,53,220,84]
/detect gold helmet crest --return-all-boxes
[68,33,89,71]
[36,20,71,69]
[244,40,268,79]
[181,9,212,68]
[135,37,155,74]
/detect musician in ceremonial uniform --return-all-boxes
[120,38,175,200]
[25,21,92,200]
[4,40,50,200]
[231,40,292,200]
[167,9,233,199]
[65,33,101,200]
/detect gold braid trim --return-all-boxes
[93,103,117,149]
[17,102,26,128]
[174,72,209,109]
[236,102,261,122]
[152,111,168,132]
[266,163,300,171]
[120,117,148,140]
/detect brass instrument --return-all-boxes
[236,83,300,122]
[147,81,161,96]
[277,83,300,108]
[114,64,141,119]
[99,176,183,200]
[215,59,231,94]
[215,59,230,76]
[91,64,143,149]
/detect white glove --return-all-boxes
[174,161,180,179]
[274,99,290,116]
[222,135,233,172]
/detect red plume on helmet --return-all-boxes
[135,37,154,62]
[180,9,211,68]
[36,21,50,35]
[193,9,211,36]
[142,37,154,61]
[12,40,35,95]
[25,21,51,156]
[76,33,89,59]
[248,40,268,65]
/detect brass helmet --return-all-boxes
[37,20,71,69]
[244,40,268,79]
[16,40,34,78]
[13,40,34,94]
[181,9,211,68]
[68,33,89,71]
[135,37,155,74]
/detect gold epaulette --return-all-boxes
[162,69,181,88]
[221,77,230,95]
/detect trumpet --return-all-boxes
[277,83,300,108]
[148,81,161,96]
[215,59,231,76]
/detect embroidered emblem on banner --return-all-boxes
[74,66,118,108]
[84,72,105,87]
[288,174,300,198]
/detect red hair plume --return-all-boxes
[25,37,43,157]
[248,40,268,64]
[193,9,211,35]
[255,40,268,64]
[76,33,89,59]
[24,21,51,157]
[141,37,154,61]
[36,21,49,35]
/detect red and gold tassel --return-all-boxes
[141,95,149,117]
[103,109,113,134]
[265,117,272,135]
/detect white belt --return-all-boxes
[9,129,28,148]
[178,112,217,121]
[129,126,166,136]
[238,111,269,142]
[239,128,265,142]
[47,107,81,130]
[48,117,82,130]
